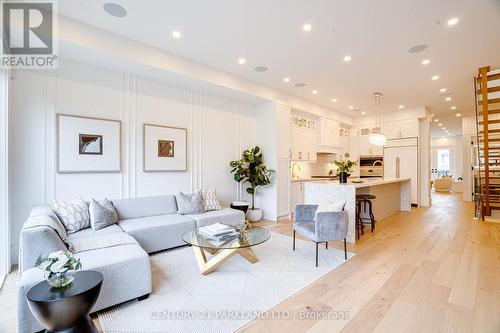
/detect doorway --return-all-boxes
[431,146,453,180]
[0,70,9,286]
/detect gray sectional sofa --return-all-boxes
[17,194,245,333]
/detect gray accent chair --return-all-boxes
[293,204,349,267]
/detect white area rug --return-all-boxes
[98,232,354,332]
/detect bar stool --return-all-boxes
[355,194,376,239]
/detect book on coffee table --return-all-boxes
[198,223,240,241]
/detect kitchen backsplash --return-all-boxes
[291,153,337,178]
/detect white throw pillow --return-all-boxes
[314,199,346,221]
[50,197,90,234]
[201,188,222,211]
[89,198,118,231]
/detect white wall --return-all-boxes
[462,116,476,201]
[9,58,258,263]
[0,70,9,279]
[431,136,464,179]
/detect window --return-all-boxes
[437,148,451,177]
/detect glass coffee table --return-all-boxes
[182,226,270,275]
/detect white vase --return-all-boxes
[246,208,263,222]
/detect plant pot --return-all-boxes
[46,270,76,288]
[246,208,263,222]
[339,172,349,183]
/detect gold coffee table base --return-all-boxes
[192,241,258,275]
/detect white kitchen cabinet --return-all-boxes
[384,144,418,205]
[276,159,291,218]
[290,116,317,161]
[290,181,305,214]
[381,120,419,139]
[358,136,383,156]
[276,104,291,159]
[318,118,341,148]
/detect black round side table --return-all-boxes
[27,270,103,333]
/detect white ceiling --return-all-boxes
[58,0,500,137]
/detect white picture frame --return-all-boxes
[144,123,187,172]
[57,114,121,173]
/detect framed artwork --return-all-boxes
[144,123,187,172]
[57,114,121,173]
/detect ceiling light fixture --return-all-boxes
[445,97,452,101]
[369,92,387,147]
[312,90,318,95]
[451,106,457,110]
[361,111,366,115]
[440,88,447,93]
[331,98,338,102]
[172,31,182,39]
[343,55,352,62]
[456,113,462,117]
[283,77,290,83]
[447,17,459,26]
[438,123,443,126]
[349,105,354,110]
[421,59,430,65]
[432,75,440,81]
[302,23,312,32]
[399,105,404,109]
[431,114,434,117]
[103,3,127,17]
[443,127,447,130]
[434,119,439,122]
[237,58,246,65]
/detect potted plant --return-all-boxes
[332,153,357,183]
[229,146,274,222]
[36,250,82,288]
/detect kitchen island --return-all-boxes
[304,178,412,243]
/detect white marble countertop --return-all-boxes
[306,178,411,188]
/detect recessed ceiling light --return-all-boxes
[172,31,182,39]
[443,127,447,130]
[294,83,306,88]
[349,105,354,110]
[451,106,457,110]
[448,133,452,136]
[331,98,338,102]
[254,66,268,72]
[445,97,452,101]
[312,90,318,95]
[438,123,443,126]
[302,23,312,32]
[399,105,404,109]
[447,17,459,26]
[456,113,461,117]
[408,44,428,53]
[237,58,246,65]
[283,77,290,83]
[421,59,431,65]
[434,118,439,122]
[103,3,127,17]
[431,114,434,117]
[440,88,447,93]
[432,75,440,81]
[361,111,366,115]
[343,55,352,62]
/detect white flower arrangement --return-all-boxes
[36,250,82,282]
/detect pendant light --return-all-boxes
[369,92,387,146]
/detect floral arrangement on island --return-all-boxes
[332,153,358,183]
[36,250,82,288]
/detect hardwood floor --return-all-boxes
[241,192,500,333]
[1,192,498,333]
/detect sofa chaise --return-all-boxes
[17,194,245,333]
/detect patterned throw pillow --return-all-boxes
[201,188,222,211]
[89,198,118,231]
[50,198,90,234]
[175,191,204,215]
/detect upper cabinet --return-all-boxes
[381,119,419,140]
[317,118,341,148]
[290,115,317,161]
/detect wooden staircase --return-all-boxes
[476,66,500,218]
